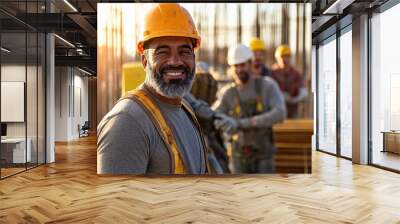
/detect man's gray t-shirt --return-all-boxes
[97,87,207,175]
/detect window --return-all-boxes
[371,3,400,171]
[339,28,352,158]
[317,36,337,154]
[0,1,47,179]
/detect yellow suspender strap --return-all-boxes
[254,78,264,112]
[233,78,264,116]
[126,89,186,174]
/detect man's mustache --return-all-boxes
[159,65,190,77]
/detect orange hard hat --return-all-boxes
[275,45,291,58]
[137,3,201,54]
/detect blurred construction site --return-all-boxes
[97,3,312,121]
[96,3,313,174]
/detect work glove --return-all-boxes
[213,113,238,135]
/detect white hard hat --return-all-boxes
[227,44,254,66]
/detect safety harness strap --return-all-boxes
[124,89,186,174]
[233,77,264,117]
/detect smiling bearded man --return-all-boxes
[97,3,210,175]
[143,37,196,98]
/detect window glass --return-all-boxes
[340,29,352,158]
[371,3,400,171]
[317,37,337,154]
[1,31,28,177]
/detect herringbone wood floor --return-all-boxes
[1,135,400,224]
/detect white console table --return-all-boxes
[1,138,32,163]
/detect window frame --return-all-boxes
[314,22,353,160]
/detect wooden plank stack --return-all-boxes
[272,119,313,173]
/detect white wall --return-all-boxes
[55,67,89,141]
[1,66,26,135]
[55,67,69,141]
[1,65,34,138]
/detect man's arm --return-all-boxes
[286,72,308,104]
[289,87,308,104]
[184,93,215,120]
[185,91,239,134]
[238,79,287,129]
[97,113,150,174]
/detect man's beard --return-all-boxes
[144,63,195,98]
[237,71,250,84]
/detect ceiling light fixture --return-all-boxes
[322,0,355,15]
[1,47,11,53]
[78,67,93,76]
[54,34,75,48]
[63,0,78,12]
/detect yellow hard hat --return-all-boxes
[137,3,201,54]
[249,37,266,51]
[275,45,291,58]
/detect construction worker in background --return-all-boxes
[249,37,272,77]
[97,3,219,174]
[191,61,218,105]
[271,45,308,118]
[212,44,287,173]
